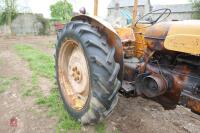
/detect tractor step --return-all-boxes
[121,80,136,94]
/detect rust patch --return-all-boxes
[72,15,123,63]
[187,98,200,113]
[144,22,171,51]
[115,28,135,43]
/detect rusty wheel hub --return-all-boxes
[71,66,82,83]
[58,39,90,110]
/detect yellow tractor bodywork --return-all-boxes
[133,24,150,57]
[56,0,200,125]
[164,20,200,55]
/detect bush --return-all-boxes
[192,0,200,19]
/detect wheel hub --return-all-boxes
[71,66,82,83]
[58,39,90,110]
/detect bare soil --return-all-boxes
[0,35,200,133]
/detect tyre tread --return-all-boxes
[55,20,120,125]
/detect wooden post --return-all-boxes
[132,0,138,25]
[94,0,98,16]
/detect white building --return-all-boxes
[107,0,197,26]
[107,0,151,26]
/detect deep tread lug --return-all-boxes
[55,20,120,125]
[106,47,115,64]
[90,56,112,74]
[85,40,108,54]
[109,63,120,84]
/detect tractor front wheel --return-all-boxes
[55,20,121,124]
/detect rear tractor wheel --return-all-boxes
[55,20,121,124]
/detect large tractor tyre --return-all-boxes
[55,20,121,124]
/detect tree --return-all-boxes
[191,0,200,19]
[50,0,73,22]
[0,0,17,26]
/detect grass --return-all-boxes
[36,87,81,132]
[14,44,54,80]
[95,122,106,133]
[0,76,18,93]
[14,44,81,132]
[15,44,49,97]
[115,129,121,133]
[20,83,41,97]
[48,42,55,48]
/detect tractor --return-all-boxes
[54,0,200,124]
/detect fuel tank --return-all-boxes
[144,20,200,55]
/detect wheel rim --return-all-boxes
[58,39,90,111]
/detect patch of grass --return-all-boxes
[14,44,81,132]
[20,83,41,97]
[15,44,51,97]
[14,44,54,80]
[95,122,106,133]
[0,76,18,93]
[48,42,55,48]
[36,87,81,132]
[22,88,33,96]
[115,129,121,133]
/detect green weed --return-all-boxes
[15,44,81,132]
[0,76,18,93]
[14,44,54,80]
[95,122,106,133]
[36,87,81,132]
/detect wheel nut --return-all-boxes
[75,77,78,81]
[77,71,80,75]
[72,67,77,71]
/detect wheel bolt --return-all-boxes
[72,67,77,72]
[77,71,80,75]
[71,67,82,82]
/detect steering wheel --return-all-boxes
[135,8,171,28]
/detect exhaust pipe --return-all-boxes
[141,74,168,98]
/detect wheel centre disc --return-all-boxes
[58,39,90,110]
[67,48,88,94]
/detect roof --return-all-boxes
[108,0,145,9]
[153,4,195,13]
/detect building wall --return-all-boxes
[107,6,145,26]
[11,14,43,35]
[107,4,195,27]
[152,12,194,21]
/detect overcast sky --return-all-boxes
[17,0,190,18]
